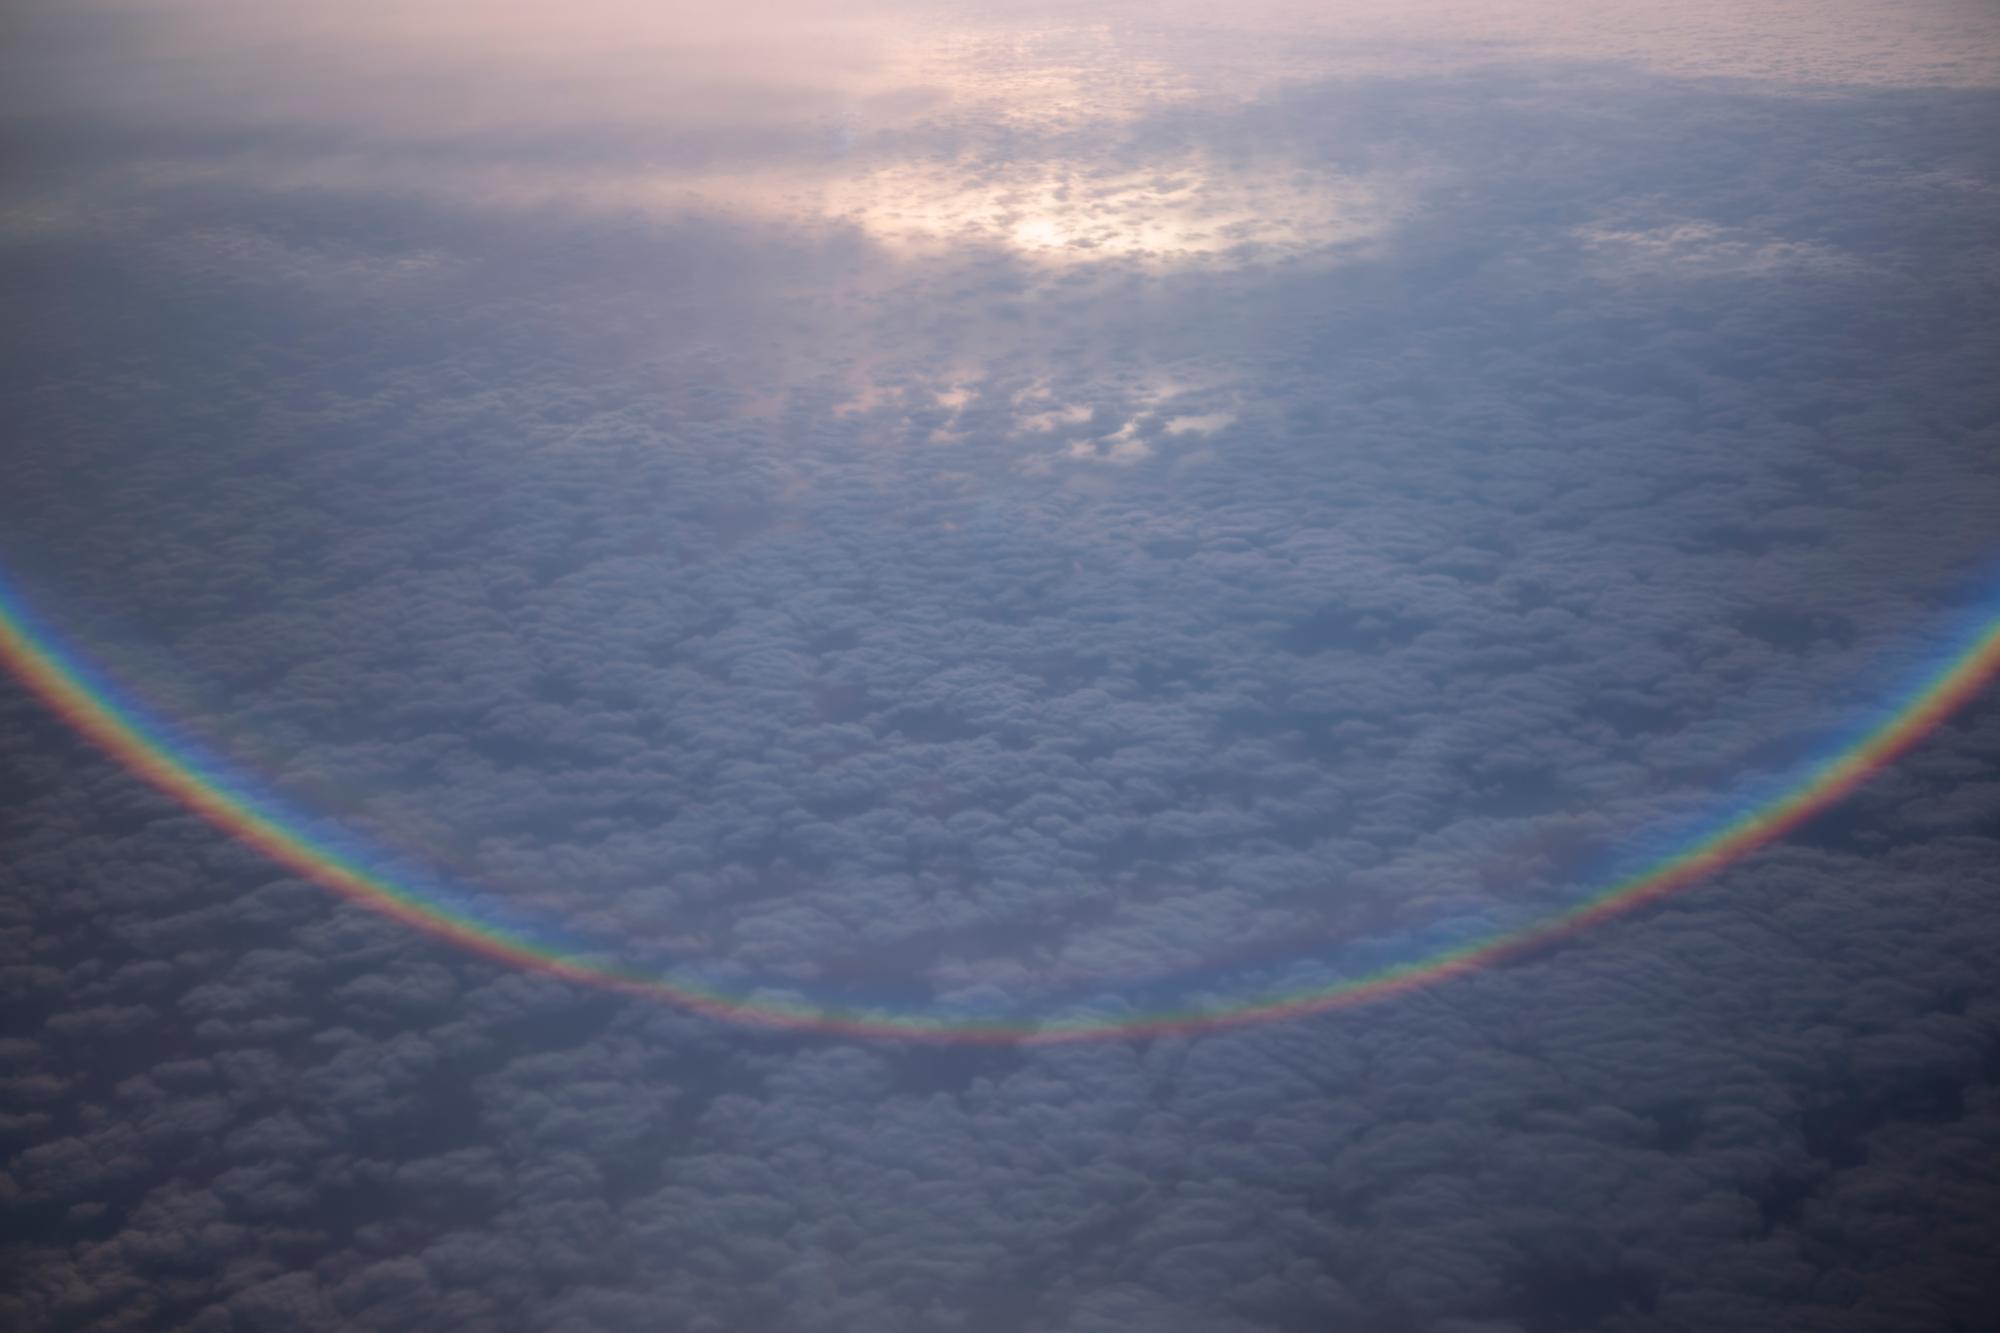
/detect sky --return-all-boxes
[2,0,1998,1328]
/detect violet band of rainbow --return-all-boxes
[4,566,1999,1044]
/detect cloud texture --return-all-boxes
[3,0,1998,1328]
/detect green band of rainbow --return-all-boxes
[4,567,1998,1043]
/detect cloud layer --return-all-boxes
[3,1,1998,1328]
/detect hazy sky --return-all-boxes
[3,2,1998,1329]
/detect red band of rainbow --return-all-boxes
[5,569,1997,1043]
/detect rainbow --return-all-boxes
[3,567,1998,1044]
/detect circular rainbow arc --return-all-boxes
[3,570,1997,1043]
